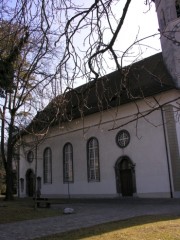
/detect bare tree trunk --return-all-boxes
[1,97,7,172]
[4,115,15,201]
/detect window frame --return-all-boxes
[27,150,34,163]
[87,137,100,182]
[63,142,74,183]
[116,130,130,148]
[43,147,52,184]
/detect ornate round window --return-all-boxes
[116,130,130,148]
[27,151,34,163]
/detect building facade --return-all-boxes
[18,0,180,198]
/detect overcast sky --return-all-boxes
[113,0,161,65]
[67,0,163,86]
[75,0,161,68]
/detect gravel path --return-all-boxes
[0,198,180,240]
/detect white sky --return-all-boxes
[71,0,162,86]
[102,0,162,66]
[118,0,161,63]
[9,0,162,70]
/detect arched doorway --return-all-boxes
[26,169,35,197]
[115,156,136,197]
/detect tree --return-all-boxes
[0,146,6,194]
[0,22,30,199]
[0,17,61,200]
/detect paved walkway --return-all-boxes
[0,198,180,240]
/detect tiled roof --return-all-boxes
[28,52,176,132]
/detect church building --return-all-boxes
[18,0,180,198]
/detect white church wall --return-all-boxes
[131,113,170,197]
[19,89,180,198]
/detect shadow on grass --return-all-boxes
[35,214,180,240]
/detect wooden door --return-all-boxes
[120,169,133,196]
[26,169,34,197]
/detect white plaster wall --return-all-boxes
[19,90,180,198]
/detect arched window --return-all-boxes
[43,147,52,184]
[27,150,34,163]
[63,143,73,183]
[87,138,100,182]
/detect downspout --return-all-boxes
[161,107,173,198]
[17,148,20,198]
[34,144,38,209]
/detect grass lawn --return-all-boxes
[0,197,180,240]
[0,197,61,223]
[35,215,180,240]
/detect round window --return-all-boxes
[116,130,130,148]
[27,151,34,163]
